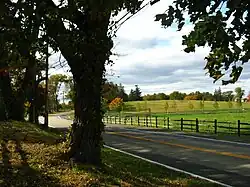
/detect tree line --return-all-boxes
[102,83,248,103]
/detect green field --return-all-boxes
[123,100,250,113]
[105,100,250,135]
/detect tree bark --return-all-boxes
[43,0,112,165]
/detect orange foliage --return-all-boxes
[184,95,199,100]
[109,97,124,111]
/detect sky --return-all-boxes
[50,0,250,96]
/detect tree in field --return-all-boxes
[164,101,169,113]
[228,100,233,109]
[213,101,219,110]
[222,91,234,101]
[155,0,250,85]
[171,100,177,112]
[188,101,194,110]
[214,88,222,101]
[234,87,245,103]
[199,100,204,111]
[109,98,124,112]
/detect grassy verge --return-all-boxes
[0,121,219,186]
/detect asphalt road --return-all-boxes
[48,116,250,187]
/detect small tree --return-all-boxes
[199,100,204,111]
[188,101,194,110]
[213,101,219,110]
[109,98,124,112]
[228,100,233,109]
[171,100,177,112]
[164,101,169,113]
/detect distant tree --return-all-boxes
[117,83,128,102]
[202,92,214,101]
[109,98,124,112]
[129,85,142,101]
[213,101,219,110]
[234,87,245,103]
[171,100,177,112]
[199,100,204,111]
[228,100,233,109]
[164,101,169,113]
[222,91,234,101]
[214,87,222,101]
[188,101,194,110]
[169,91,186,100]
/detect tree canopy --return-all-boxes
[155,0,250,85]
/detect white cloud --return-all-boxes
[107,0,250,96]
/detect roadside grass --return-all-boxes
[0,121,219,186]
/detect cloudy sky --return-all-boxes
[50,0,250,96]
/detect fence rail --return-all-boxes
[103,115,250,136]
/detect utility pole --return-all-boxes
[44,36,49,127]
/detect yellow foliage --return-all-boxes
[109,97,124,111]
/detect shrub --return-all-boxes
[109,97,124,112]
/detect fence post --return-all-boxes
[155,116,158,128]
[131,116,133,126]
[119,115,121,124]
[238,120,241,137]
[110,116,112,124]
[115,116,117,124]
[146,116,148,127]
[107,116,108,123]
[214,119,217,134]
[181,118,183,131]
[124,117,126,125]
[196,118,199,132]
[138,116,140,126]
[167,117,170,129]
[163,117,166,128]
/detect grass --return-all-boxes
[0,120,218,186]
[124,100,250,113]
[153,110,250,122]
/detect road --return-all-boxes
[48,115,250,187]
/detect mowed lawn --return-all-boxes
[124,100,250,113]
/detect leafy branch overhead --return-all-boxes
[155,0,250,85]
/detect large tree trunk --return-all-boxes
[44,0,112,164]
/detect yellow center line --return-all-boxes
[106,131,250,160]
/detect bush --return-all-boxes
[109,97,124,112]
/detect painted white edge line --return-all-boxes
[108,125,250,147]
[104,145,233,187]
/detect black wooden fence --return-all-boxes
[103,115,250,136]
